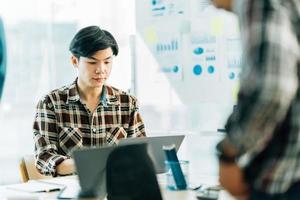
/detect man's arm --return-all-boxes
[218,0,299,196]
[217,139,249,197]
[33,96,68,176]
[127,96,146,137]
[56,158,75,175]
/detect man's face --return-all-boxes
[73,47,114,89]
[211,0,233,11]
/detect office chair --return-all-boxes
[19,155,50,182]
[106,143,163,200]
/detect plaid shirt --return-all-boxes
[223,0,300,194]
[33,80,146,176]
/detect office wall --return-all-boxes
[135,0,242,132]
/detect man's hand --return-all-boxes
[57,158,75,175]
[219,161,249,198]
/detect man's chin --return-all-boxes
[92,82,105,88]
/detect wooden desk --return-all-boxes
[0,175,235,200]
[0,133,236,199]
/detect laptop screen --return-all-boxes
[119,135,185,173]
[72,145,115,198]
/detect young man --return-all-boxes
[33,26,146,176]
[212,0,300,199]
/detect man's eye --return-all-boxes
[88,62,97,64]
[105,61,111,64]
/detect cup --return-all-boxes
[165,160,189,190]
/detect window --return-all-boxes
[0,0,135,184]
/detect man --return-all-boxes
[33,26,146,176]
[212,0,300,199]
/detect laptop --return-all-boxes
[119,135,185,173]
[58,135,185,199]
[58,145,115,199]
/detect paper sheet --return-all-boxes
[6,180,64,193]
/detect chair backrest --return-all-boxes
[106,143,163,200]
[19,155,50,182]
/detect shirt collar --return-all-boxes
[66,79,119,106]
[100,86,108,107]
[104,85,120,106]
[67,80,80,103]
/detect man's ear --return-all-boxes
[71,55,79,68]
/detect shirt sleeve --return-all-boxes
[33,96,67,176]
[127,96,146,138]
[225,1,300,158]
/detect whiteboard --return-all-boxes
[135,0,242,132]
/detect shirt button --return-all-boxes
[93,128,96,133]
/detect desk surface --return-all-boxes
[0,175,235,200]
[0,133,235,200]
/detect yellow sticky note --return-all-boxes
[211,17,224,36]
[232,82,240,103]
[233,23,241,36]
[144,26,158,44]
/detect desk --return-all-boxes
[0,175,235,200]
[0,133,235,199]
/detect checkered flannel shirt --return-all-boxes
[223,0,300,193]
[33,80,146,176]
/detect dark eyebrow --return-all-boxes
[89,56,113,61]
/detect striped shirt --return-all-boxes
[224,0,300,194]
[33,80,146,176]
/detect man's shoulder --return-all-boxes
[39,84,71,105]
[106,85,138,103]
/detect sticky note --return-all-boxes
[144,26,158,44]
[211,17,224,36]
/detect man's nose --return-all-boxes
[96,62,106,74]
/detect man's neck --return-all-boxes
[77,80,103,102]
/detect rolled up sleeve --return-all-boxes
[33,96,67,176]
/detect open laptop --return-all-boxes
[58,135,185,199]
[119,135,185,173]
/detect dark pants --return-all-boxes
[250,182,300,200]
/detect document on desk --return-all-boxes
[56,178,80,199]
[6,180,65,193]
[57,184,80,199]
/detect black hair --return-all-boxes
[69,26,119,59]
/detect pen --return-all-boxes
[46,188,62,192]
[37,188,62,193]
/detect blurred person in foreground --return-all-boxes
[212,0,300,199]
[33,26,146,176]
